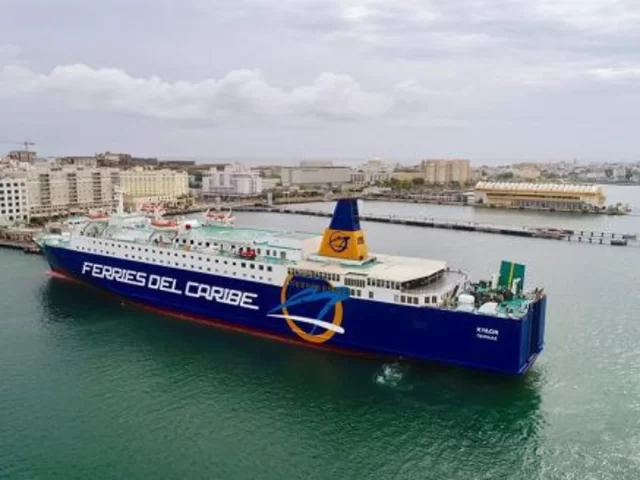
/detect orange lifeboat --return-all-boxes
[88,210,110,220]
[151,218,179,229]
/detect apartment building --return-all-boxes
[119,167,189,205]
[202,163,263,197]
[26,166,120,217]
[0,177,29,225]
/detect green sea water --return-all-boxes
[2,202,640,479]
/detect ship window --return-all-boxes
[207,268,211,272]
[206,242,210,247]
[369,291,374,299]
[431,296,437,304]
[241,262,246,268]
[250,264,255,269]
[425,297,430,304]
[259,265,264,271]
[267,266,272,272]
[400,295,406,303]
[232,262,237,266]
[182,254,186,258]
[224,261,227,265]
[190,240,194,245]
[266,249,270,256]
[257,249,261,255]
[280,252,286,259]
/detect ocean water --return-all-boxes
[2,189,640,479]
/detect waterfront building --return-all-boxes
[421,159,471,186]
[391,168,423,182]
[350,157,394,185]
[0,176,29,225]
[474,182,606,212]
[26,166,120,218]
[119,167,189,204]
[279,161,351,187]
[202,163,263,198]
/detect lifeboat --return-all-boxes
[151,218,179,229]
[87,210,110,220]
[204,208,235,225]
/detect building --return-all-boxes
[26,166,120,218]
[96,152,158,168]
[202,163,263,197]
[158,160,197,169]
[120,167,189,206]
[0,176,29,225]
[57,156,98,168]
[474,182,606,212]
[279,161,351,187]
[7,149,36,164]
[391,168,423,182]
[350,157,394,185]
[512,166,541,180]
[421,159,471,186]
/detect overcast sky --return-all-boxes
[1,0,639,164]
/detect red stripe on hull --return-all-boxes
[45,268,388,361]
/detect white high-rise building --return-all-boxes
[25,166,120,217]
[202,163,263,197]
[0,177,29,225]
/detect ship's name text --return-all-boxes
[81,262,259,310]
[476,327,499,342]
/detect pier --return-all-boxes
[234,206,638,247]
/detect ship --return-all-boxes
[40,198,547,375]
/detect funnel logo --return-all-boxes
[268,275,350,344]
[328,231,351,253]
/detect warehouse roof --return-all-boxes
[475,182,603,195]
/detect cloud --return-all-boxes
[588,67,640,80]
[1,0,640,160]
[0,64,394,123]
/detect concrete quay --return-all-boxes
[234,206,637,247]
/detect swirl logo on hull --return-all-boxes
[268,274,350,344]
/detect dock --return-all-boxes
[0,227,43,254]
[234,206,638,247]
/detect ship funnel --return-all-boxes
[318,198,368,261]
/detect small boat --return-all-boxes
[151,218,179,229]
[87,210,110,220]
[23,244,41,254]
[204,208,235,225]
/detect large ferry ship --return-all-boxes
[41,198,547,374]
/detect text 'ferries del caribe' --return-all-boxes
[40,198,547,374]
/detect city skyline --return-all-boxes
[1,1,640,162]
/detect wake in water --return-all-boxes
[373,360,412,390]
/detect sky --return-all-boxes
[1,0,639,164]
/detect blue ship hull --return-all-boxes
[42,244,546,375]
